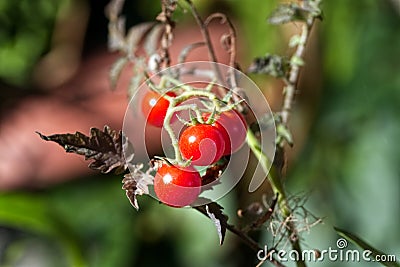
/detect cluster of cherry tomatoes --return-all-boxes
[141,90,247,207]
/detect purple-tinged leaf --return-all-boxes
[195,201,228,245]
[37,126,132,175]
[201,158,228,192]
[122,163,156,210]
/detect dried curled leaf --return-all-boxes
[105,0,126,51]
[122,163,155,210]
[241,195,278,233]
[195,201,228,245]
[248,54,290,78]
[144,24,164,56]
[37,126,133,175]
[109,57,128,89]
[107,15,127,52]
[178,42,205,64]
[268,2,321,25]
[126,22,157,57]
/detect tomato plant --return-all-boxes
[204,110,247,155]
[141,91,176,127]
[178,124,225,166]
[153,164,201,207]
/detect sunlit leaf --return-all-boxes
[289,34,302,48]
[290,55,305,66]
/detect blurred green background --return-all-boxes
[0,0,399,266]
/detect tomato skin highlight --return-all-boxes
[154,164,201,207]
[204,110,247,155]
[178,124,225,166]
[141,91,176,127]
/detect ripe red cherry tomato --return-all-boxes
[204,110,247,155]
[141,91,176,127]
[154,164,201,207]
[179,124,225,166]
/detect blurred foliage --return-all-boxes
[0,0,68,86]
[286,0,400,264]
[0,0,399,266]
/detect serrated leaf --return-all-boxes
[248,54,290,78]
[109,57,128,89]
[195,201,228,245]
[122,163,155,210]
[37,126,133,175]
[334,227,400,267]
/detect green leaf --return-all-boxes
[276,123,293,147]
[334,227,400,267]
[290,55,305,66]
[0,193,87,267]
[289,34,302,48]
